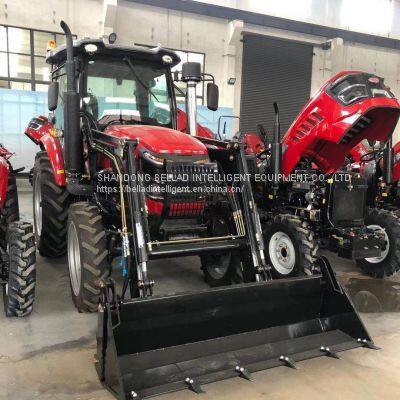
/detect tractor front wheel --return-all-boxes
[3,221,36,317]
[0,173,19,247]
[263,214,318,278]
[356,208,400,278]
[67,202,109,312]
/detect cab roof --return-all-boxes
[46,38,180,67]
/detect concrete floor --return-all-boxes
[1,179,400,400]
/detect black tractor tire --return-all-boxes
[356,208,400,278]
[3,221,36,317]
[67,202,109,312]
[263,214,318,278]
[201,206,244,287]
[0,173,19,247]
[201,252,234,287]
[33,151,71,257]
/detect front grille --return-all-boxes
[164,162,218,217]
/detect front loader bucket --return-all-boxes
[96,258,374,400]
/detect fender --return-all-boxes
[243,132,264,154]
[348,142,368,163]
[25,116,53,144]
[39,134,66,186]
[392,141,400,183]
[0,156,10,209]
[176,109,214,139]
[25,116,66,186]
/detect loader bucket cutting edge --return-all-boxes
[96,260,372,400]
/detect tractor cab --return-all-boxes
[47,38,180,131]
[46,38,218,135]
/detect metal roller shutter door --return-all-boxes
[240,34,313,139]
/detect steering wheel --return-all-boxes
[150,108,171,125]
[360,149,384,163]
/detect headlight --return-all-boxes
[142,151,165,166]
[329,73,394,106]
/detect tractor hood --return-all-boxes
[281,71,400,175]
[104,125,208,156]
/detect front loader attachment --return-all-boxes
[96,257,375,400]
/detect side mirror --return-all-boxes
[48,81,59,111]
[207,82,219,111]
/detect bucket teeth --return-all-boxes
[185,377,204,394]
[357,338,380,350]
[235,365,252,381]
[320,346,340,359]
[279,355,297,369]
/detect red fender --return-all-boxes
[24,115,66,186]
[243,132,264,154]
[0,156,10,209]
[392,141,400,183]
[39,134,66,186]
[176,109,214,139]
[25,116,53,144]
[348,142,368,163]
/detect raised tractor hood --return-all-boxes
[104,125,208,156]
[281,71,400,175]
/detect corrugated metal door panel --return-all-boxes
[240,34,313,140]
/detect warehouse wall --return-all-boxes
[1,0,400,157]
[199,0,400,39]
[0,0,103,39]
[113,1,235,108]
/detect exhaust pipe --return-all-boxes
[271,102,282,189]
[181,62,201,136]
[383,136,393,185]
[60,21,84,190]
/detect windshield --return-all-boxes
[84,57,173,127]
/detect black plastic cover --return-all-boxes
[182,62,201,82]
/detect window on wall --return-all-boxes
[0,25,76,91]
[135,44,206,105]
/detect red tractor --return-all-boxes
[346,135,400,277]
[23,21,375,399]
[0,144,36,316]
[244,71,400,278]
[24,24,270,312]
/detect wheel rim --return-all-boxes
[365,224,389,264]
[269,231,296,275]
[33,173,42,236]
[68,222,81,296]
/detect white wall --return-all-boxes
[196,0,400,39]
[113,1,234,107]
[2,0,400,135]
[0,0,103,38]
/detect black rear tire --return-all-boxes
[67,202,109,312]
[356,208,400,278]
[201,207,245,287]
[33,151,71,257]
[3,221,36,317]
[0,173,19,247]
[263,214,318,278]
